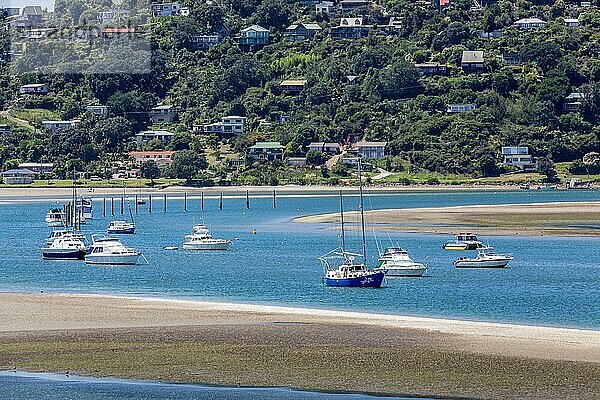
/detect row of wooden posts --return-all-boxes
[101,190,277,217]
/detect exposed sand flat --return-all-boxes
[295,201,600,236]
[1,292,598,362]
[1,292,598,399]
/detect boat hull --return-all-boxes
[443,243,480,250]
[376,266,427,277]
[84,254,140,265]
[182,241,230,250]
[453,259,511,268]
[107,227,135,234]
[325,271,385,287]
[42,249,86,260]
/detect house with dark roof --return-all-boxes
[563,92,584,113]
[1,168,36,184]
[239,25,269,48]
[461,50,485,73]
[284,23,322,41]
[19,83,48,94]
[248,142,285,161]
[190,33,222,49]
[330,17,370,39]
[415,63,448,76]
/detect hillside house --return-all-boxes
[563,92,584,112]
[196,116,246,135]
[13,6,43,30]
[101,27,135,41]
[330,17,370,39]
[446,104,476,113]
[41,120,81,132]
[19,83,48,94]
[17,162,53,174]
[461,50,485,73]
[288,157,307,167]
[151,2,182,16]
[1,7,20,17]
[248,142,285,161]
[86,105,109,115]
[279,80,307,95]
[284,23,322,41]
[357,142,386,159]
[502,146,535,171]
[1,169,35,184]
[135,130,174,145]
[383,16,403,35]
[501,53,522,66]
[190,33,222,49]
[564,18,579,27]
[98,10,116,24]
[23,27,55,41]
[340,0,370,11]
[315,1,334,14]
[0,125,11,134]
[514,18,547,29]
[150,105,177,123]
[239,25,269,48]
[129,151,177,168]
[415,63,448,76]
[307,142,341,154]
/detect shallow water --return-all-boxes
[1,189,599,328]
[0,372,429,400]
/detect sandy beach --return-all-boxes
[295,201,600,236]
[0,292,598,399]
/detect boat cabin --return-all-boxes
[456,233,478,242]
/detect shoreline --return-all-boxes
[295,201,600,237]
[0,292,598,399]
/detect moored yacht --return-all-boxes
[182,224,230,250]
[47,229,86,245]
[45,209,66,227]
[107,220,135,234]
[453,247,513,268]
[41,235,87,260]
[374,247,427,277]
[443,233,483,251]
[76,197,93,220]
[84,234,141,265]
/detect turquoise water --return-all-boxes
[0,372,428,400]
[1,190,599,328]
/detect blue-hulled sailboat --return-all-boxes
[320,158,385,288]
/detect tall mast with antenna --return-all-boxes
[339,190,345,253]
[358,157,367,265]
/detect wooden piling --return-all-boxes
[273,190,276,208]
[103,197,106,217]
[164,194,167,212]
[246,190,250,209]
[135,195,138,213]
[184,192,187,212]
[149,194,152,213]
[120,196,124,215]
[201,191,204,211]
[219,193,223,210]
[111,197,114,216]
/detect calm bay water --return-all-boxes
[0,372,426,400]
[1,189,599,328]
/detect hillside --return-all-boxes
[1,0,600,184]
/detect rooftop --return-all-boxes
[357,141,387,147]
[461,50,484,63]
[280,80,307,86]
[250,141,285,149]
[241,25,268,33]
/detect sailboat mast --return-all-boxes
[339,190,345,252]
[358,157,367,265]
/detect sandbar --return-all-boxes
[0,292,598,399]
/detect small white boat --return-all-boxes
[443,233,483,251]
[453,247,513,268]
[374,247,427,277]
[76,197,93,220]
[107,220,135,234]
[47,229,86,245]
[84,234,141,265]
[42,235,87,260]
[45,209,66,227]
[182,224,230,250]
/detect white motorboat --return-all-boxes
[76,197,94,220]
[41,235,87,260]
[453,247,513,268]
[443,233,483,251]
[182,224,230,250]
[46,229,86,245]
[374,247,427,277]
[84,234,141,265]
[107,220,135,234]
[45,209,66,227]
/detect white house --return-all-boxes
[315,1,334,14]
[502,146,535,171]
[151,2,182,16]
[17,162,54,174]
[1,168,36,184]
[0,124,12,134]
[357,142,387,159]
[239,25,269,46]
[446,104,476,113]
[149,105,177,123]
[19,83,48,94]
[135,130,174,145]
[563,18,580,28]
[41,120,81,132]
[86,105,109,115]
[195,116,246,135]
[513,18,547,29]
[98,10,116,23]
[307,142,340,154]
[288,157,307,167]
[248,142,285,161]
